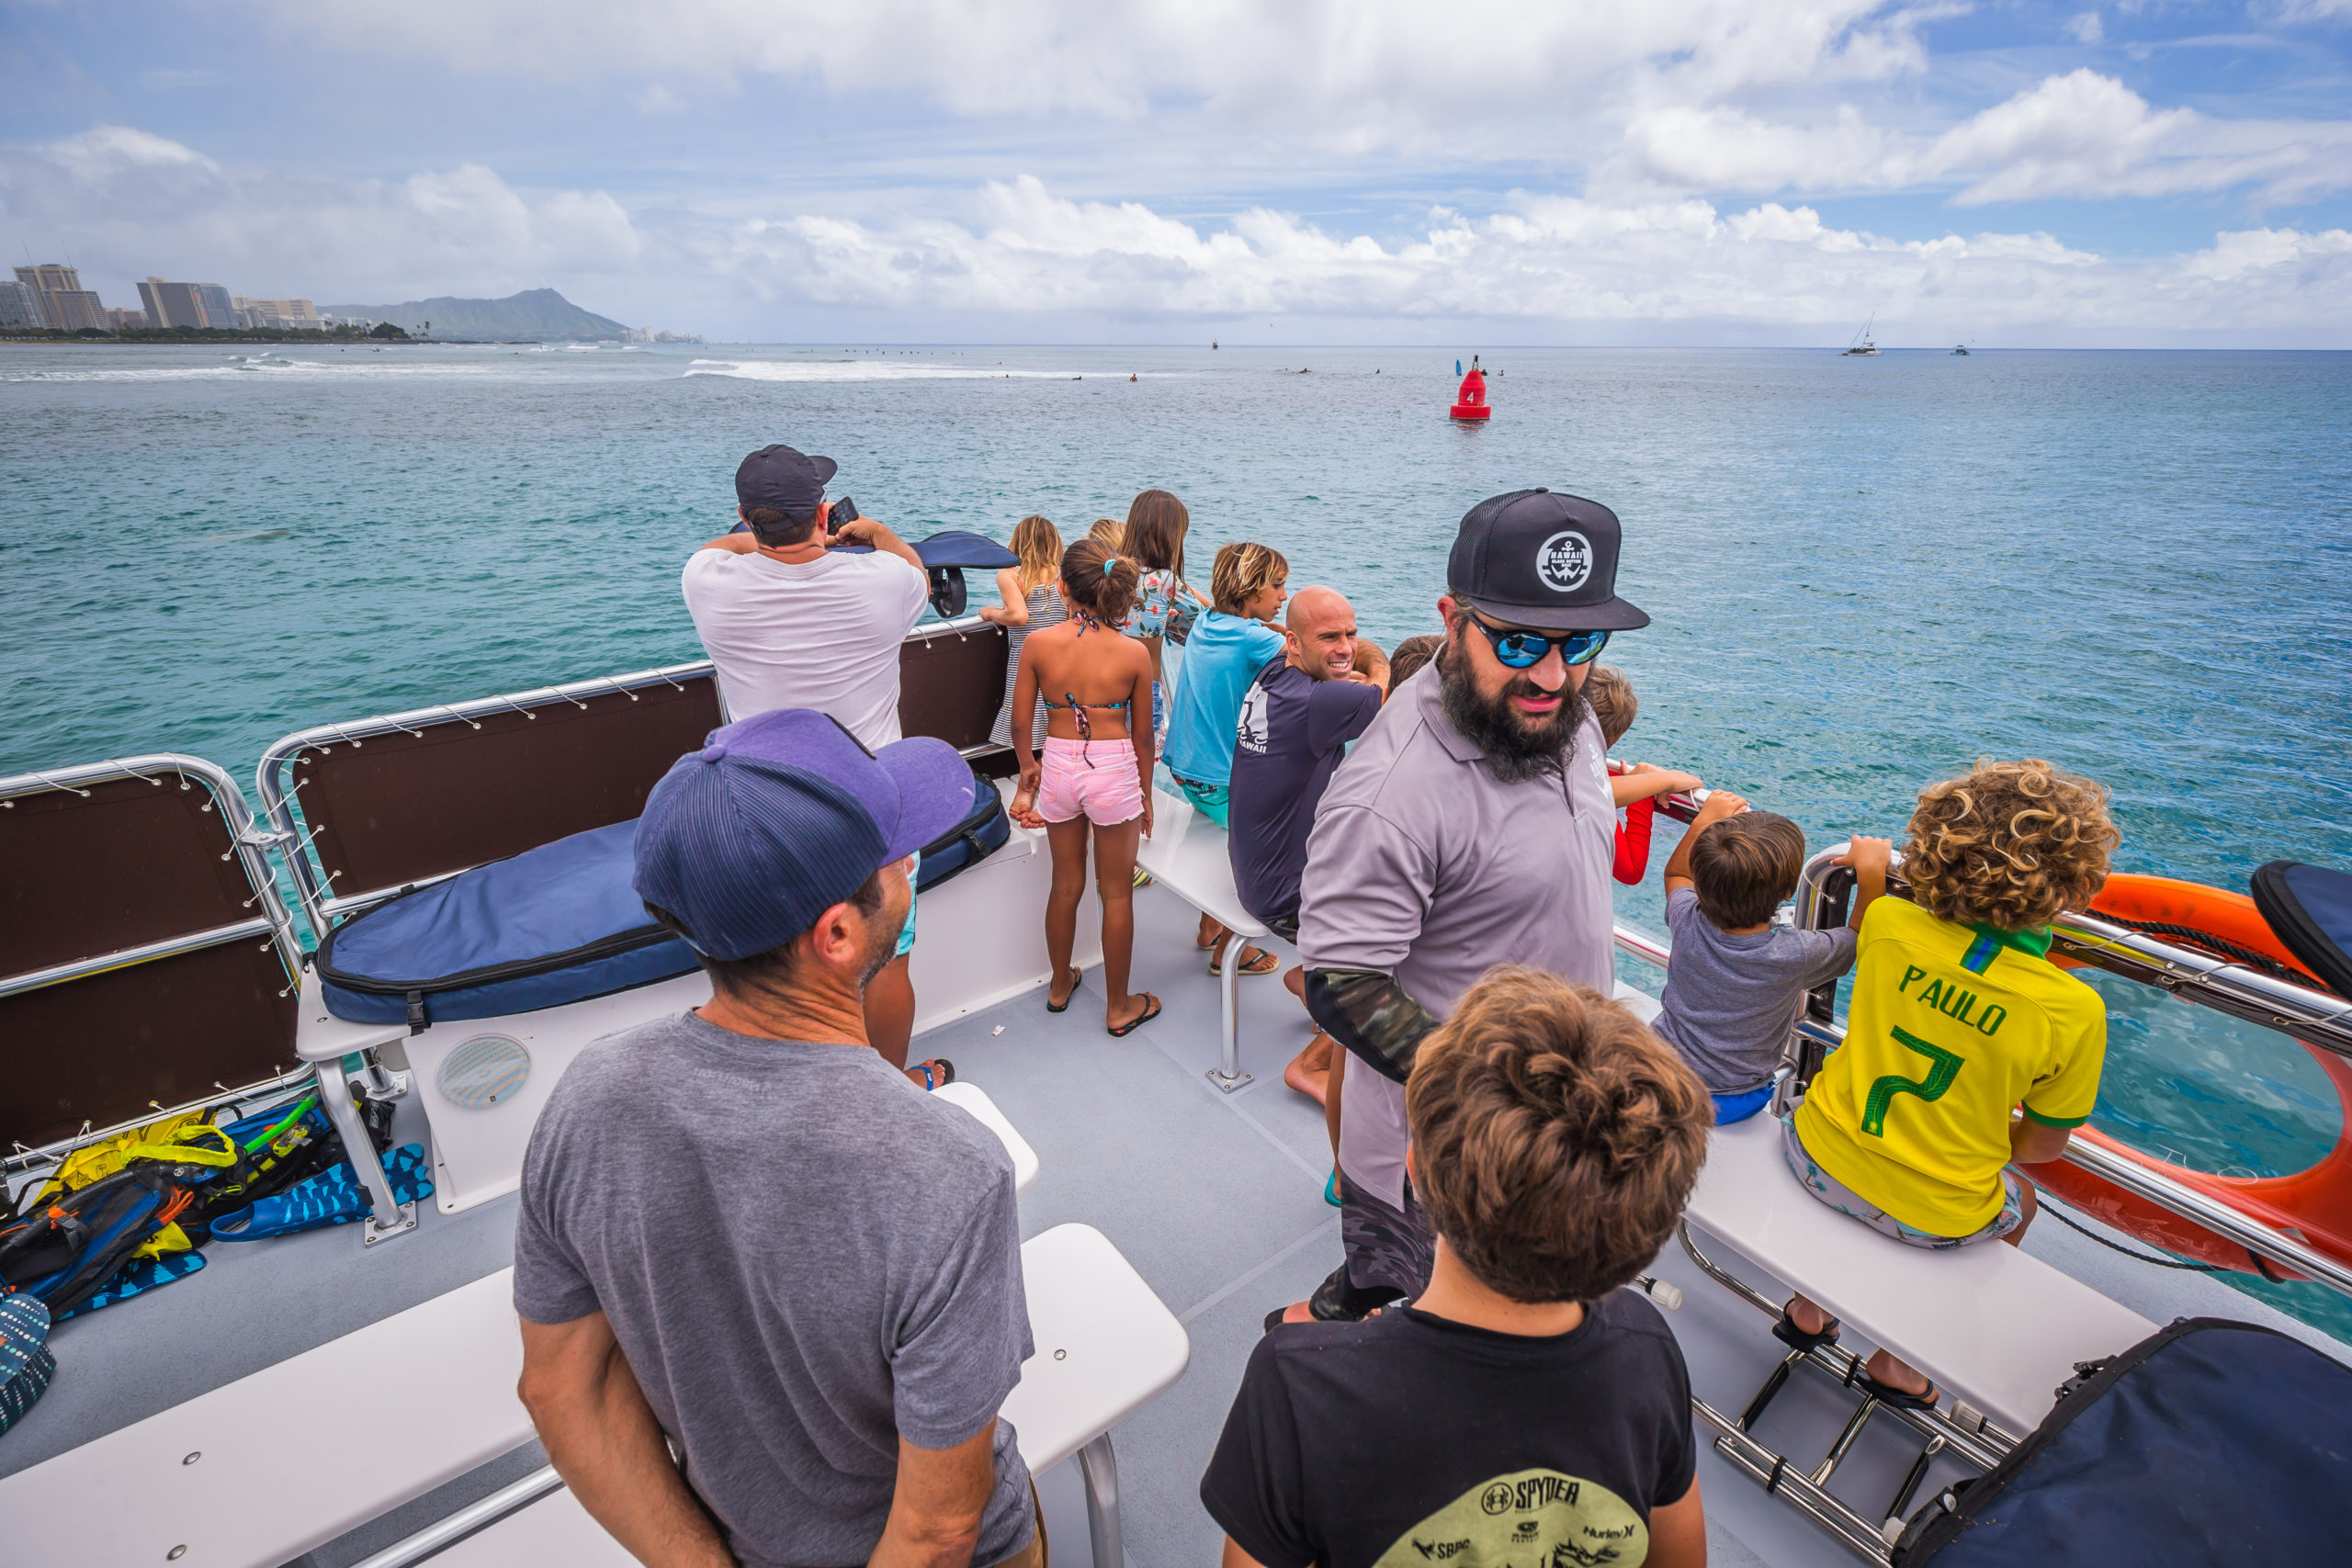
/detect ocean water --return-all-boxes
[6,340,2352,1329]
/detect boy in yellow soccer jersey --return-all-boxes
[1781,760,2120,1408]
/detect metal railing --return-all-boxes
[255,614,1005,942]
[0,754,311,1172]
[1614,838,2352,1301]
[254,660,720,940]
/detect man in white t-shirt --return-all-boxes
[684,444,933,1066]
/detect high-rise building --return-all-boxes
[45,290,107,331]
[107,307,149,331]
[0,279,45,329]
[232,296,322,329]
[13,264,107,331]
[193,283,238,329]
[140,278,209,329]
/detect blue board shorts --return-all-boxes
[1711,1083,1775,1125]
[894,852,920,960]
[1170,774,1230,829]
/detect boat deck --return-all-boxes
[6,885,2346,1568]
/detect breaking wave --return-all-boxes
[684,359,1102,383]
[4,356,500,383]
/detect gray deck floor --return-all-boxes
[6,883,2346,1567]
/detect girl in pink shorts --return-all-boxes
[1008,537,1161,1036]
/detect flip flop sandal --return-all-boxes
[1207,942,1280,978]
[1857,1369,1941,1411]
[1771,1300,1842,1354]
[1106,993,1162,1037]
[1324,1171,1341,1207]
[1045,969,1081,1014]
[912,1059,956,1090]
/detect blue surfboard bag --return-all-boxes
[1892,1316,2352,1564]
[2252,860,2352,998]
[317,819,695,1029]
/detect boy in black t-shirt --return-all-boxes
[1201,967,1713,1568]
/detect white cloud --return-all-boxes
[0,128,642,303]
[1617,70,2352,205]
[9,128,2348,343]
[265,0,1920,149]
[700,173,2352,335]
[2064,11,2104,45]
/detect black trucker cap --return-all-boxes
[1447,488,1650,632]
[735,444,838,521]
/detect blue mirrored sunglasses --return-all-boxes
[1467,618,1610,670]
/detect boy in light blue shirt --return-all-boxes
[1160,541,1287,975]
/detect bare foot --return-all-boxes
[1787,1296,1834,1338]
[1864,1348,1934,1400]
[1277,1299,1316,1325]
[1105,992,1161,1036]
[1283,1045,1330,1106]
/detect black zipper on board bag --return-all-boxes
[315,919,679,998]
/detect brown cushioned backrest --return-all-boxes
[0,771,298,1151]
[2,773,258,974]
[899,624,1009,752]
[291,674,722,902]
[1,942,299,1151]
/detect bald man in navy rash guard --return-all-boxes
[1275,490,1652,1325]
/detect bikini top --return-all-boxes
[1043,609,1135,738]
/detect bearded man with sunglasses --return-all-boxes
[1272,490,1652,1326]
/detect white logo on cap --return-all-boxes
[1536,530,1593,593]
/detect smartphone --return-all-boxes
[827,495,859,534]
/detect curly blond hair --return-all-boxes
[1905,759,2119,932]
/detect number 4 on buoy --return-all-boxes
[1450,355,1491,421]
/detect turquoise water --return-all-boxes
[6,341,2352,1328]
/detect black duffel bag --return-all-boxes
[916,764,1011,892]
[1894,1315,2352,1565]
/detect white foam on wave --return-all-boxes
[684,359,1102,383]
[4,358,501,384]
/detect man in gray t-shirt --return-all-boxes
[514,707,1038,1568]
[1292,490,1652,1321]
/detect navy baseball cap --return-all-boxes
[735,444,837,522]
[634,708,970,961]
[1447,489,1650,632]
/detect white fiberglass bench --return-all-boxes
[1675,1106,2156,1554]
[430,1222,1191,1568]
[295,805,1095,1224]
[0,1101,1169,1568]
[1135,786,1271,1091]
[0,1269,533,1568]
[1686,1107,2155,1438]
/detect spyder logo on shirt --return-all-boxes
[1377,1469,1647,1567]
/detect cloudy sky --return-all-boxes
[5,1,2350,344]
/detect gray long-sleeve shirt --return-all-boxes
[1296,663,1618,1210]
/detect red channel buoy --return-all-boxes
[1450,355,1491,421]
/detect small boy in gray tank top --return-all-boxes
[1653,791,1890,1107]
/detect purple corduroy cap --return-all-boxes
[633,708,970,961]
